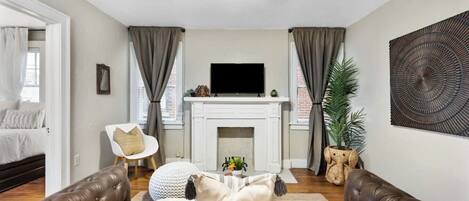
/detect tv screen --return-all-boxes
[211,63,265,94]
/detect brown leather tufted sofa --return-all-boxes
[345,169,420,201]
[43,166,131,201]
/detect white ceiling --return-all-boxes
[87,0,389,29]
[0,4,45,27]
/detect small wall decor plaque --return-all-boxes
[97,64,111,95]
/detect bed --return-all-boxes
[0,128,47,192]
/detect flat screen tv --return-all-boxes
[211,63,265,95]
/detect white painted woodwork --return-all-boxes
[184,97,289,173]
[0,0,71,195]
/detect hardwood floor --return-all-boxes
[0,177,45,201]
[287,169,344,201]
[0,168,344,201]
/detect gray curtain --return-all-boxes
[129,26,182,166]
[292,27,345,175]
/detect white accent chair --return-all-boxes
[105,123,159,178]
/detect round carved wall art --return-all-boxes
[390,11,469,136]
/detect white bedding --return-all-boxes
[0,128,46,165]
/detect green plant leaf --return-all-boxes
[324,58,366,153]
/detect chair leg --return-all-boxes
[150,156,158,170]
[134,160,139,178]
[114,157,120,165]
[124,159,129,172]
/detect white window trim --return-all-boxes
[27,41,45,103]
[290,123,309,130]
[289,40,308,129]
[129,41,184,130]
[289,39,345,130]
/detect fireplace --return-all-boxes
[217,127,254,171]
[184,97,289,173]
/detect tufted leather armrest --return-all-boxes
[44,166,131,201]
[344,169,420,201]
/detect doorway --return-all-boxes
[0,0,70,196]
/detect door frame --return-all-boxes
[0,0,71,195]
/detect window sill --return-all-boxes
[138,121,184,130]
[290,123,309,130]
[163,121,184,130]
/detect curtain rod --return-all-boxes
[127,26,185,32]
[1,26,29,28]
[289,27,347,33]
[1,26,45,31]
[0,26,29,29]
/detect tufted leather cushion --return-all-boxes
[344,169,420,201]
[43,166,131,201]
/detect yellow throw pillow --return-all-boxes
[113,127,145,156]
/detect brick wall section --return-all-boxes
[296,65,312,123]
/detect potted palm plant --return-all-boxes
[323,58,366,185]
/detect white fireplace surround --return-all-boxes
[184,97,289,173]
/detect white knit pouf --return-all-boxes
[149,162,199,200]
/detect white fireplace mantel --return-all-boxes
[184,97,289,173]
[184,97,289,103]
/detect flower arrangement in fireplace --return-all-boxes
[221,156,248,172]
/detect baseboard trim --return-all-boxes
[166,158,190,163]
[164,158,305,168]
[290,159,307,168]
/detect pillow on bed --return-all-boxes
[0,100,18,122]
[19,101,46,127]
[0,109,45,129]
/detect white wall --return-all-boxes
[158,30,312,167]
[0,4,45,27]
[346,0,469,200]
[184,30,289,96]
[159,30,311,165]
[39,0,129,182]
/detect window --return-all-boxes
[21,48,41,102]
[290,42,312,127]
[130,41,184,129]
[289,41,344,128]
